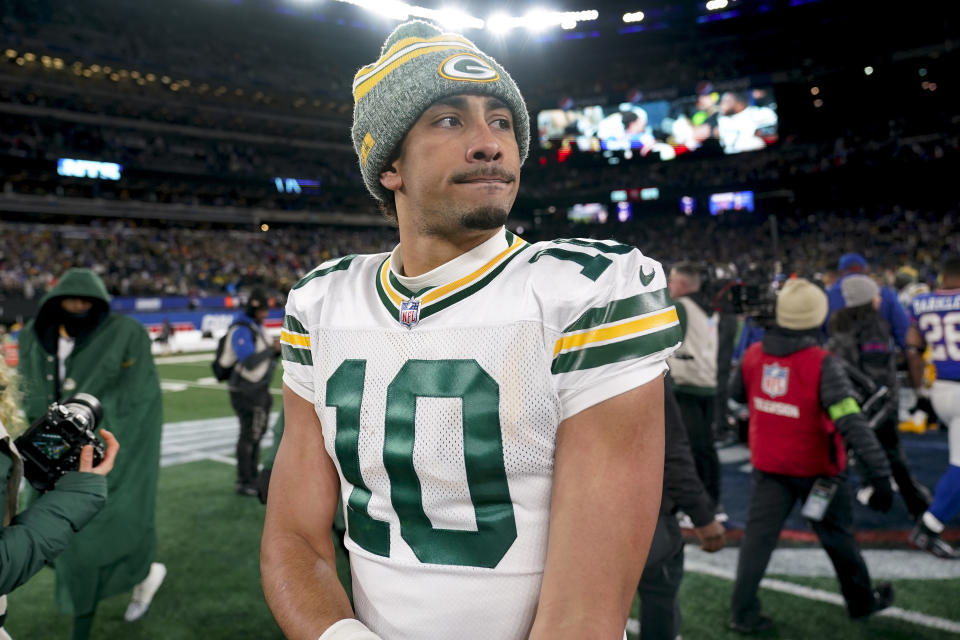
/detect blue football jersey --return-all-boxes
[910,290,960,381]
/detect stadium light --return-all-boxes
[623,11,645,23]
[418,6,485,30]
[487,12,519,34]
[705,0,728,10]
[487,8,598,33]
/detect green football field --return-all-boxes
[6,355,959,639]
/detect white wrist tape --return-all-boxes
[318,619,383,640]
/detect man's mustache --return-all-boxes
[451,168,517,183]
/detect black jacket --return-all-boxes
[826,310,898,420]
[661,374,716,526]
[728,327,891,482]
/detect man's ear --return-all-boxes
[379,164,402,192]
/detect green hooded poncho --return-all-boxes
[17,268,162,615]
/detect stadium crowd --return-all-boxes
[1,207,956,303]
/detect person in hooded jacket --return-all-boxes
[728,278,895,633]
[16,268,165,639]
[827,274,931,521]
[0,358,118,640]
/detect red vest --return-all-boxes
[742,342,846,477]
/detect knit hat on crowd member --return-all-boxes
[351,20,530,203]
[838,252,868,272]
[775,278,829,330]
[840,274,880,308]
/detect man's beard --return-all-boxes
[459,205,509,230]
[418,204,510,237]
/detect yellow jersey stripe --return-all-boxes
[421,236,525,305]
[354,44,473,101]
[280,330,311,347]
[354,34,475,86]
[553,307,680,357]
[380,259,404,307]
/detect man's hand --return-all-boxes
[693,519,725,552]
[867,477,894,512]
[78,428,119,475]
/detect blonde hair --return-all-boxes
[0,358,27,437]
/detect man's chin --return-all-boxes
[460,206,510,231]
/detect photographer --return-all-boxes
[828,275,931,521]
[0,360,119,638]
[728,278,895,633]
[17,268,165,638]
[220,288,280,496]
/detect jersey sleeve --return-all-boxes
[537,240,682,421]
[280,285,315,402]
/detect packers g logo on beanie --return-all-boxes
[350,20,530,203]
[438,54,499,82]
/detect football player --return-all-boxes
[906,257,960,558]
[261,20,682,640]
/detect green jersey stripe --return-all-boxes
[418,243,531,320]
[551,324,682,374]
[563,288,673,333]
[283,314,308,334]
[293,255,358,290]
[281,344,314,366]
[552,238,634,254]
[386,271,435,299]
[375,259,400,319]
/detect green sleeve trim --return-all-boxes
[828,396,860,421]
[675,301,688,339]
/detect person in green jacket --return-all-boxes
[0,358,119,639]
[17,268,166,639]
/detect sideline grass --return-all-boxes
[627,570,957,640]
[6,461,284,639]
[157,358,283,423]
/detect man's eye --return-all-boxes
[492,118,512,130]
[436,116,461,127]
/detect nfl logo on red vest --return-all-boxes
[761,363,789,398]
[399,299,421,329]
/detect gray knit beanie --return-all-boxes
[776,278,828,330]
[351,20,530,203]
[840,274,880,308]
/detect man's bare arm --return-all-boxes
[905,325,927,390]
[529,377,665,639]
[261,385,354,639]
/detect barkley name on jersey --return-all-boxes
[280,227,681,640]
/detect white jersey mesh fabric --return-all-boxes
[280,230,681,639]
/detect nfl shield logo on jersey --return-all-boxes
[761,363,789,398]
[399,298,421,329]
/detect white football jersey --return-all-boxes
[281,228,681,640]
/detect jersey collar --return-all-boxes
[375,227,528,327]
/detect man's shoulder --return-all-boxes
[521,236,663,292]
[286,253,386,309]
[104,312,149,337]
[291,253,386,293]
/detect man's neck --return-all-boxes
[396,225,501,277]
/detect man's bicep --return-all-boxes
[263,384,340,552]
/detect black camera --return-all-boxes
[15,393,105,492]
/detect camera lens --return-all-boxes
[61,393,103,430]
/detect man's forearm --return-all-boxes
[261,531,354,640]
[906,351,926,391]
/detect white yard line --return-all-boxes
[160,377,282,395]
